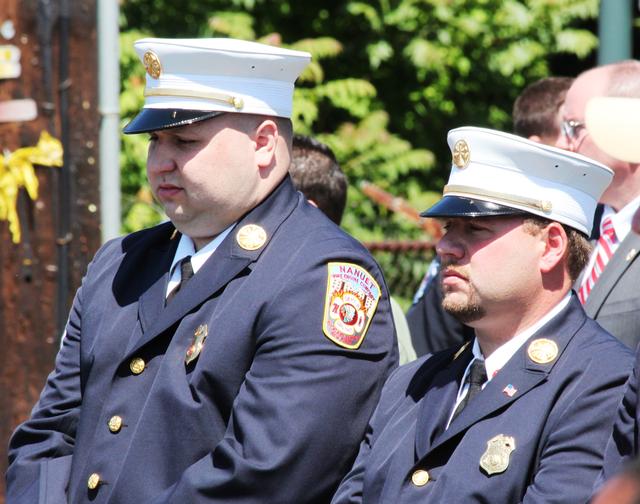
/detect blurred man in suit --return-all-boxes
[556,61,640,349]
[581,95,640,492]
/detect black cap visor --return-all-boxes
[421,195,529,219]
[123,109,225,134]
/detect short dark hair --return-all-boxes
[290,134,347,225]
[512,77,574,139]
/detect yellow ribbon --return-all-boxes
[0,131,63,243]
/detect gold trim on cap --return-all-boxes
[144,87,244,110]
[444,184,553,214]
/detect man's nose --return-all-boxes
[436,232,464,261]
[147,144,176,174]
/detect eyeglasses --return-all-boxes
[561,119,585,141]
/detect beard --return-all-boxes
[441,278,486,324]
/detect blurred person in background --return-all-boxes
[512,76,574,145]
[582,95,640,491]
[556,60,640,349]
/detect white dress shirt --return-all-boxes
[166,225,235,299]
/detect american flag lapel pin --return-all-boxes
[503,384,517,398]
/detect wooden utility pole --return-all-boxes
[0,1,100,500]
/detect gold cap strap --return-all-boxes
[444,184,552,213]
[144,87,244,110]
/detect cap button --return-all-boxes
[411,469,430,486]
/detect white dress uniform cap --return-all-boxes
[124,37,311,134]
[585,97,640,163]
[422,127,613,236]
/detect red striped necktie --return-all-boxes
[578,216,617,304]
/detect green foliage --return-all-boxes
[119,0,600,296]
[206,12,255,39]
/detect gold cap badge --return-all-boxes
[452,139,470,169]
[527,338,558,364]
[236,224,267,251]
[480,434,516,476]
[143,50,162,79]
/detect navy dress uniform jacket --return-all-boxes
[6,177,398,503]
[331,297,633,504]
[597,344,640,487]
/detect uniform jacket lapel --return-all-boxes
[584,232,640,316]
[414,343,472,459]
[422,297,585,455]
[109,222,179,337]
[136,240,179,335]
[125,177,300,358]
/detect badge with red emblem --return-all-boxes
[323,262,381,349]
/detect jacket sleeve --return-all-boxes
[6,287,83,504]
[593,351,639,492]
[149,254,399,503]
[5,241,115,504]
[329,377,398,504]
[521,346,634,504]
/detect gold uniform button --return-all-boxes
[129,357,145,375]
[108,415,123,433]
[87,472,101,490]
[411,469,430,487]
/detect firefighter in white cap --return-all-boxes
[332,126,633,504]
[7,38,398,503]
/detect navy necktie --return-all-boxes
[167,256,194,304]
[452,358,487,422]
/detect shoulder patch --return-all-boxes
[322,262,381,349]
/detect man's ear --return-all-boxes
[253,119,278,169]
[539,222,568,273]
